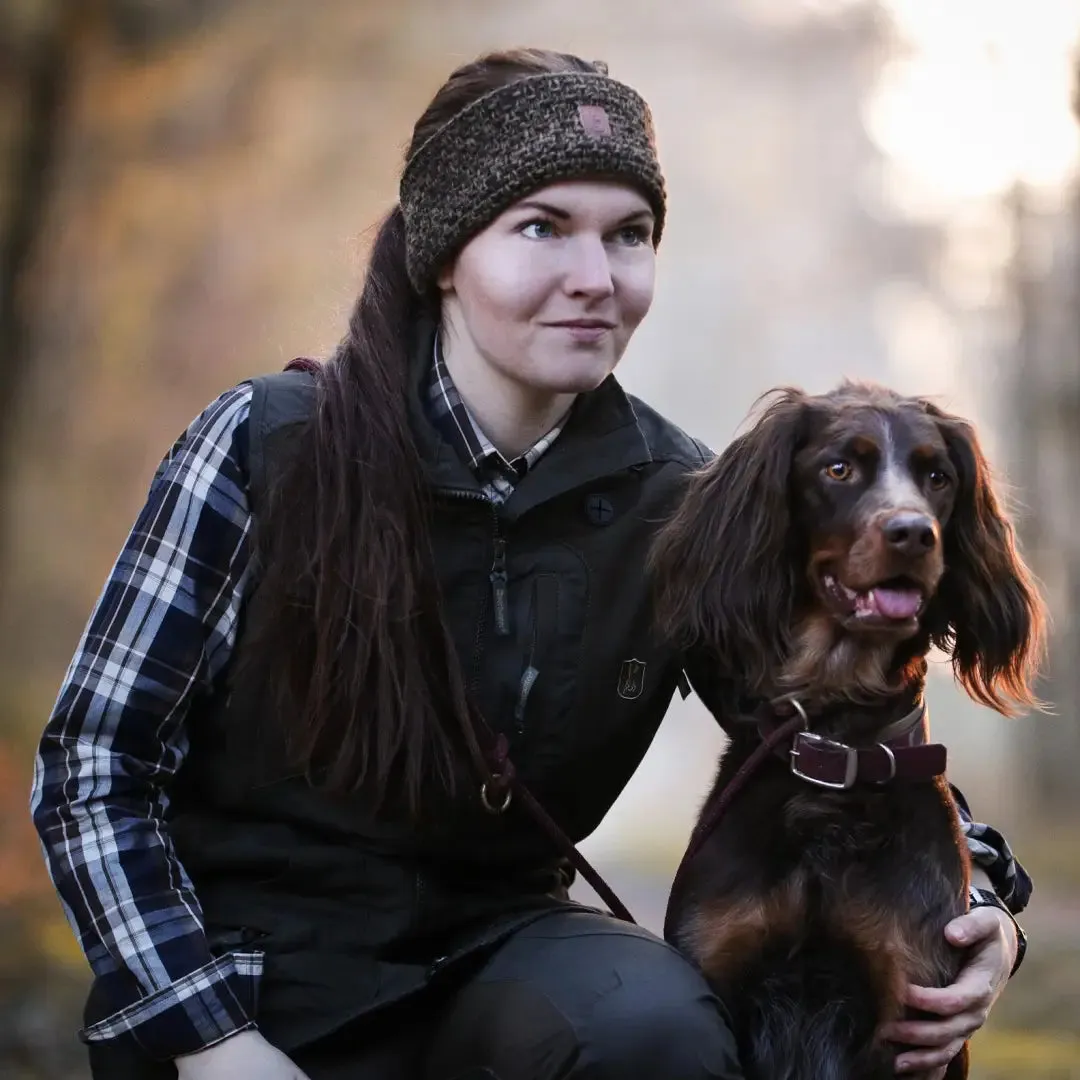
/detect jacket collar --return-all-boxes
[407,316,653,519]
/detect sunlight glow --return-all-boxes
[868,0,1079,215]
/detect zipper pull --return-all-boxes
[490,537,510,636]
[514,666,539,732]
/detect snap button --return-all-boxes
[584,494,615,526]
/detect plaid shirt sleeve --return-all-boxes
[29,384,262,1061]
[951,785,1032,914]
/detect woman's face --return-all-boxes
[437,180,657,398]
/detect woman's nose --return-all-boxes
[563,234,615,298]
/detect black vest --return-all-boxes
[166,356,711,1051]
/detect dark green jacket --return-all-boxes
[166,336,716,1052]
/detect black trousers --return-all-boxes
[89,910,744,1080]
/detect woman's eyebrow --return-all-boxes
[514,200,572,219]
[511,201,654,225]
[616,209,654,224]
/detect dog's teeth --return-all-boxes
[823,574,855,596]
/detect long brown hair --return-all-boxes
[247,49,604,819]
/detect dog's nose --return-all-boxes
[883,512,938,555]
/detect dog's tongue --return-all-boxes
[866,586,922,620]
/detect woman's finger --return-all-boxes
[882,1009,984,1047]
[894,1037,966,1074]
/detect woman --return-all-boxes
[31,48,1029,1080]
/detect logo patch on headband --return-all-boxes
[578,104,612,137]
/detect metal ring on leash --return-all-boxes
[480,781,513,814]
[786,696,810,728]
[873,742,897,784]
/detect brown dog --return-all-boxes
[651,382,1045,1080]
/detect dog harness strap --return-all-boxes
[789,732,947,788]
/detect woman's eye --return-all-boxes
[614,225,651,247]
[824,461,854,482]
[520,220,556,240]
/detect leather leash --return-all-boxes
[480,708,813,930]
[475,729,636,924]
[662,711,808,940]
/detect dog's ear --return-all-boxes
[922,402,1047,715]
[650,389,810,693]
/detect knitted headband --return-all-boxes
[399,71,667,293]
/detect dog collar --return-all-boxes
[756,698,948,790]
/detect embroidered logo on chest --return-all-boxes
[617,658,647,700]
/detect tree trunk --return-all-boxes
[0,3,80,501]
[1007,175,1080,822]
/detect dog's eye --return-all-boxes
[927,469,950,490]
[823,461,854,481]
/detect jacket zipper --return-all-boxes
[490,534,509,636]
[438,489,509,708]
[443,487,510,638]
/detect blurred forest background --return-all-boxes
[2,1,1079,1077]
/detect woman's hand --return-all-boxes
[881,906,1017,1075]
[175,1029,313,1080]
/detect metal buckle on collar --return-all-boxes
[790,731,859,790]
